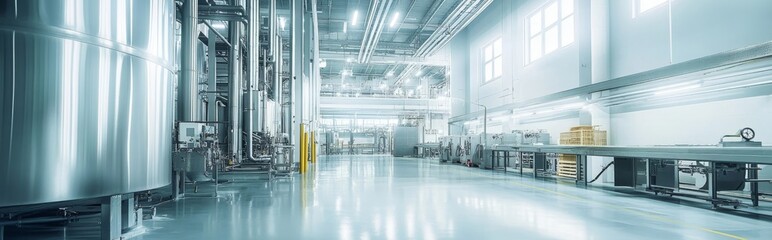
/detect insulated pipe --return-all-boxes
[414,0,472,57]
[408,0,446,45]
[358,0,393,63]
[275,38,283,136]
[291,0,303,164]
[245,0,259,161]
[426,0,492,56]
[311,0,321,131]
[270,0,277,60]
[229,12,243,163]
[180,0,199,122]
[357,0,381,63]
[423,0,489,56]
[261,49,268,132]
[415,0,474,57]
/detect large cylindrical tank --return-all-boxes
[0,0,175,207]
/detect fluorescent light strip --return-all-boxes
[390,12,400,28]
[351,10,359,26]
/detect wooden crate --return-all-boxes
[557,154,577,178]
[558,126,607,178]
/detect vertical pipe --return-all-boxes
[311,131,316,163]
[246,0,259,161]
[207,29,218,123]
[229,14,243,163]
[291,0,303,165]
[180,0,199,122]
[299,124,305,173]
[275,38,283,137]
[270,0,277,60]
[262,49,268,132]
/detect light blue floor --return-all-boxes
[133,155,771,240]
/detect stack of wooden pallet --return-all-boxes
[557,126,607,178]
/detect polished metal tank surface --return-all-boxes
[0,0,175,207]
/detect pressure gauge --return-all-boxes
[740,127,755,141]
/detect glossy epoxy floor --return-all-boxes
[133,155,772,240]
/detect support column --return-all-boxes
[707,162,718,200]
[121,195,136,230]
[101,195,121,240]
[750,163,760,206]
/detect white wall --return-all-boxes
[448,0,772,182]
[608,0,772,145]
[450,0,585,137]
[450,0,772,141]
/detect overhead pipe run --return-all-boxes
[394,0,493,86]
[407,0,446,46]
[357,0,394,64]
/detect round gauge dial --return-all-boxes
[740,127,755,141]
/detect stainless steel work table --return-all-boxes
[485,144,772,208]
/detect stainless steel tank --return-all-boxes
[0,0,175,207]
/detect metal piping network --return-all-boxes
[245,0,259,162]
[394,0,493,86]
[180,0,199,122]
[229,2,243,164]
[357,0,394,63]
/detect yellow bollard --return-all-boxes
[304,132,309,169]
[299,124,305,174]
[303,130,308,173]
[311,131,317,163]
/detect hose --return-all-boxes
[588,161,614,184]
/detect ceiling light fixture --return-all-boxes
[390,12,400,28]
[343,22,348,33]
[351,10,359,26]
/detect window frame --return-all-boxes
[525,0,575,65]
[633,0,668,18]
[482,37,503,83]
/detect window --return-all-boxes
[526,0,574,64]
[483,38,503,82]
[634,0,668,16]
